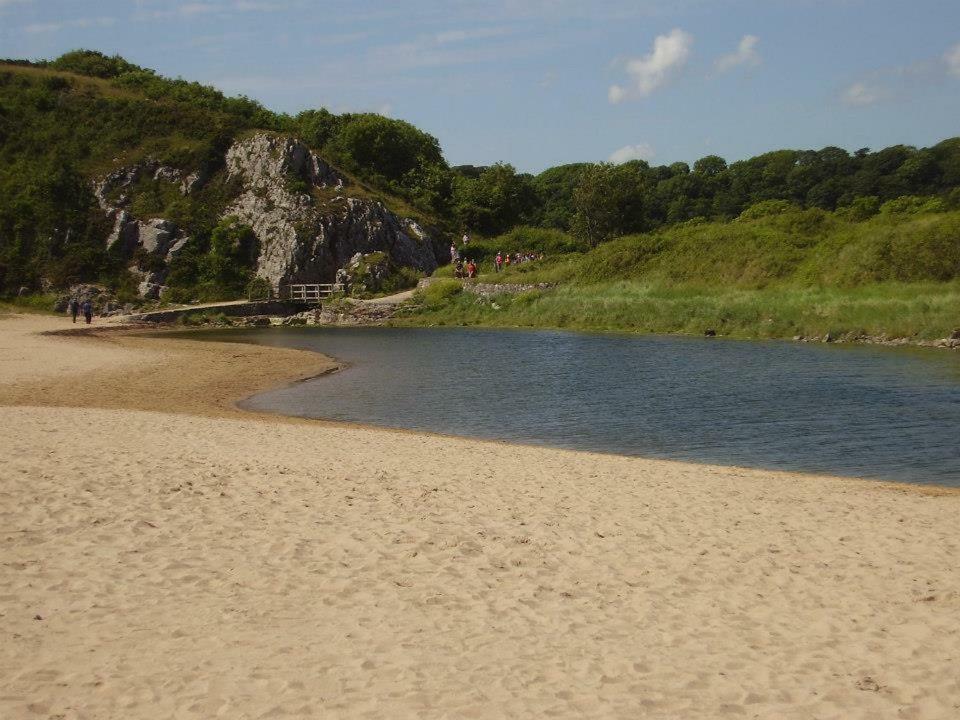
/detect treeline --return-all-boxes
[451,141,960,242]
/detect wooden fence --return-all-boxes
[286,283,343,303]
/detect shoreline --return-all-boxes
[8,315,956,497]
[3,312,960,719]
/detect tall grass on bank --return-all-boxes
[398,281,960,340]
[412,208,960,341]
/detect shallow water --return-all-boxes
[195,327,960,486]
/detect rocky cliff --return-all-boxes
[224,134,438,292]
[94,133,441,299]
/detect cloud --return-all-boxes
[946,43,960,77]
[24,16,116,33]
[178,3,218,15]
[608,28,692,103]
[841,82,884,107]
[609,143,655,164]
[234,0,300,10]
[435,27,513,44]
[138,2,220,20]
[715,35,760,73]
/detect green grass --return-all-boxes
[397,281,960,340]
[411,209,960,341]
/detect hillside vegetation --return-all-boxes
[405,205,960,340]
[1,50,959,343]
[0,51,450,297]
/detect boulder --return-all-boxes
[137,219,178,254]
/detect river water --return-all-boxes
[194,327,960,486]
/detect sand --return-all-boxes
[1,313,958,719]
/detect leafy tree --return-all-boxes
[693,155,727,177]
[571,163,625,246]
[330,114,445,185]
[452,163,537,236]
[202,216,258,290]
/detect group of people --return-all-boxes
[448,232,545,279]
[67,298,94,324]
[493,251,544,273]
[453,257,478,279]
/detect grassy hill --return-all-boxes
[0,52,448,299]
[403,206,960,341]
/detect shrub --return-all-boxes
[246,276,272,300]
[879,195,946,215]
[738,200,799,221]
[837,196,881,221]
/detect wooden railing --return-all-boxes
[287,283,343,303]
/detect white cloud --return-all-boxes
[946,43,960,77]
[841,82,884,107]
[435,27,512,44]
[609,28,692,103]
[24,16,115,33]
[178,3,218,15]
[715,35,760,73]
[609,143,655,164]
[234,1,297,10]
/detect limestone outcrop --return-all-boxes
[92,133,441,298]
[224,134,439,292]
[93,162,193,299]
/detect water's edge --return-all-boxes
[186,326,960,487]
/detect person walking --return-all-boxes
[81,299,93,325]
[462,232,470,245]
[495,252,503,273]
[68,298,79,323]
[450,243,459,263]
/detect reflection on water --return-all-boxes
[195,327,960,486]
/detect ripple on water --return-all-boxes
[192,327,960,487]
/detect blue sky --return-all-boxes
[2,0,959,173]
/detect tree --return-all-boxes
[571,163,625,246]
[451,163,537,236]
[201,217,258,290]
[329,114,445,185]
[693,155,727,177]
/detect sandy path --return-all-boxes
[1,313,958,719]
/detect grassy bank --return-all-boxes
[396,281,960,340]
[398,209,960,340]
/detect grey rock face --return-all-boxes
[93,133,441,298]
[224,133,439,292]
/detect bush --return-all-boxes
[246,276,272,300]
[837,196,881,221]
[879,195,946,215]
[737,200,799,221]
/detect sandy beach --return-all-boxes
[1,313,958,719]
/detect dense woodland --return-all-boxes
[1,50,959,297]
